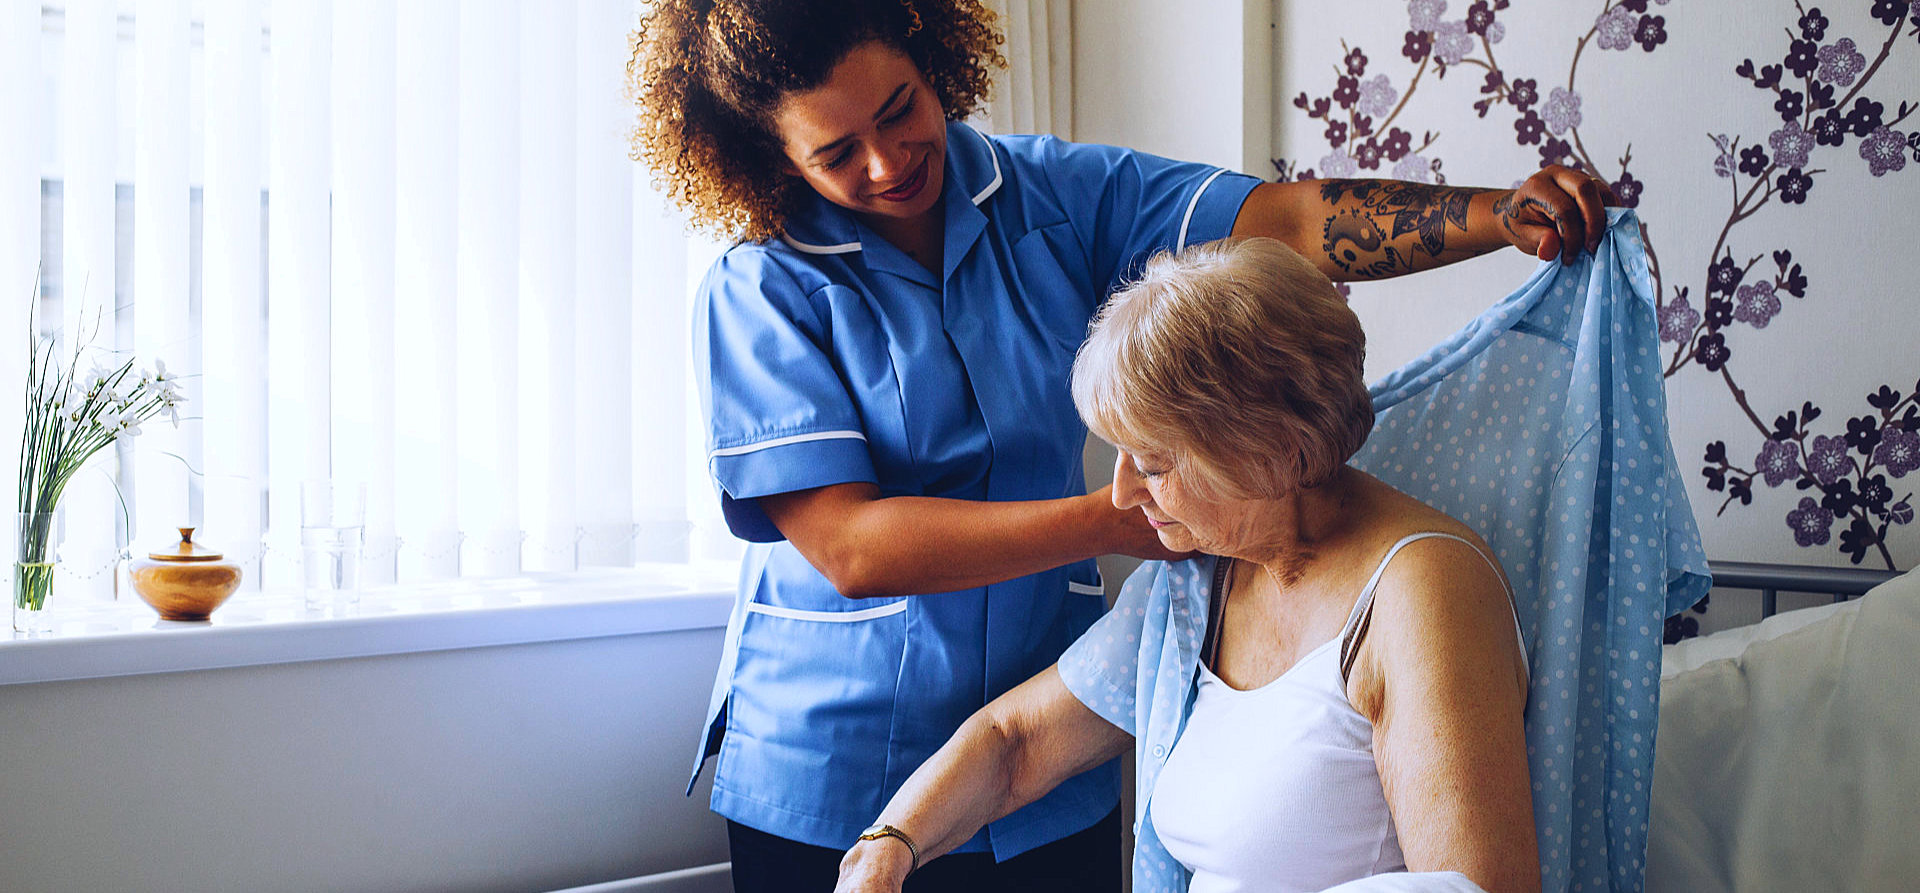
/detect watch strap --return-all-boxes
[856,822,921,874]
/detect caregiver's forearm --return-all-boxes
[760,482,1171,598]
[1234,178,1507,281]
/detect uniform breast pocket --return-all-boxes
[727,598,911,755]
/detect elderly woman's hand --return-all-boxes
[834,839,913,893]
[1495,164,1617,264]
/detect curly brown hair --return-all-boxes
[626,0,1004,243]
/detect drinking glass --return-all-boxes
[301,481,366,611]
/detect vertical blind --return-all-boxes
[4,1,712,603]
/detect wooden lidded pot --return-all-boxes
[129,528,244,621]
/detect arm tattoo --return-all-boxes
[1318,180,1496,279]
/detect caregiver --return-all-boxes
[624,1,1608,890]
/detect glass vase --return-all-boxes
[14,511,56,635]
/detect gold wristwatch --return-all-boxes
[856,822,921,874]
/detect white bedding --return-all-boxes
[1647,569,1920,892]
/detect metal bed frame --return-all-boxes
[1705,561,1905,619]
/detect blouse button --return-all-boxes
[1151,744,1167,759]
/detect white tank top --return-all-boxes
[1149,533,1521,893]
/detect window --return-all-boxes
[2,1,733,604]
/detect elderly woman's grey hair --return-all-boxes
[1071,236,1373,500]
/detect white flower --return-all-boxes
[152,358,174,383]
[116,410,144,438]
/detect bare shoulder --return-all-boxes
[1345,475,1527,716]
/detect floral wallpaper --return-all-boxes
[1272,0,1919,636]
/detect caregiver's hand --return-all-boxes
[834,839,912,893]
[1089,484,1194,562]
[1495,164,1617,264]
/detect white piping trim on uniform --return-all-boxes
[1068,581,1105,596]
[708,429,867,459]
[780,235,864,255]
[967,123,1003,206]
[1176,168,1231,252]
[745,599,909,622]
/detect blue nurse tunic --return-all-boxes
[689,120,1260,860]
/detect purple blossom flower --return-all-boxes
[1325,119,1349,147]
[1733,280,1781,328]
[1788,497,1835,547]
[1596,6,1637,51]
[1769,122,1814,169]
[1774,88,1804,122]
[1811,109,1848,147]
[1798,7,1829,41]
[1862,474,1894,509]
[1659,293,1700,343]
[1694,332,1731,371]
[1612,170,1643,208]
[1705,297,1734,329]
[1757,440,1805,487]
[1861,126,1909,177]
[1539,137,1573,167]
[1816,38,1866,87]
[1333,75,1361,109]
[1466,1,1496,35]
[1381,127,1414,161]
[1708,254,1745,295]
[1845,98,1885,137]
[1409,0,1449,32]
[1319,147,1359,178]
[1433,21,1475,65]
[1507,78,1539,111]
[1849,415,1883,455]
[1635,15,1667,51]
[1871,0,1911,27]
[1514,108,1546,145]
[1739,144,1771,177]
[1808,435,1854,485]
[1875,425,1920,477]
[1777,167,1815,203]
[1345,47,1370,77]
[1392,153,1434,182]
[1357,74,1399,118]
[1542,87,1582,134]
[1354,138,1385,170]
[1784,39,1819,79]
[1403,29,1433,62]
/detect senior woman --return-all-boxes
[834,237,1538,893]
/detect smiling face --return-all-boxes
[1112,448,1272,557]
[771,41,948,228]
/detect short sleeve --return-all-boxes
[1057,562,1158,733]
[695,249,879,542]
[1013,136,1260,295]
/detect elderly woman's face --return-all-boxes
[1111,449,1267,557]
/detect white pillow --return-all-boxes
[1647,570,1920,893]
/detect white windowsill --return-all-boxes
[0,563,739,687]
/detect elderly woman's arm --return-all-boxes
[834,666,1132,893]
[1353,537,1541,893]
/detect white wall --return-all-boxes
[0,628,730,893]
[1071,0,1272,174]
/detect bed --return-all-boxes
[1648,562,1917,892]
